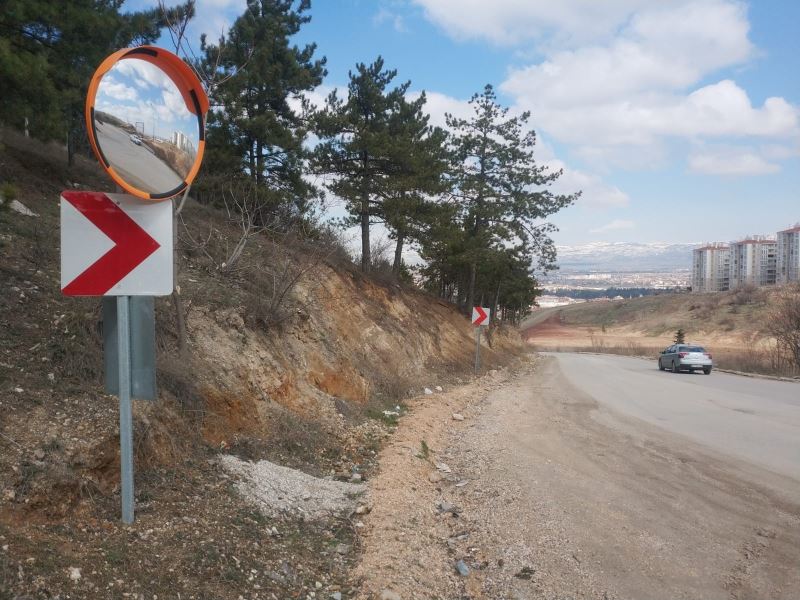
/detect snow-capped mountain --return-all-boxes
[555,242,698,272]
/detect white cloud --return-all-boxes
[412,0,662,47]
[414,91,629,210]
[589,219,635,233]
[688,146,780,176]
[374,8,408,32]
[496,0,796,147]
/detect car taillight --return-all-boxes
[704,353,712,359]
[679,352,687,358]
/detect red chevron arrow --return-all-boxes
[472,306,488,326]
[61,191,161,296]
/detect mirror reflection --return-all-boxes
[93,57,200,195]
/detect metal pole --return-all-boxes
[117,295,134,524]
[474,327,481,375]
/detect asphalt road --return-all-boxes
[548,352,800,481]
[95,121,182,193]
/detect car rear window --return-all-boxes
[683,346,705,352]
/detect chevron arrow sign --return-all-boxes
[60,191,172,296]
[472,306,490,326]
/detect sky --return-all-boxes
[96,59,198,144]
[127,0,799,247]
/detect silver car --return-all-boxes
[658,344,713,374]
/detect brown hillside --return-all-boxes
[0,127,523,597]
[522,288,798,376]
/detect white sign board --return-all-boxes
[61,191,173,296]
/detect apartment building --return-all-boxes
[729,237,777,289]
[777,224,800,284]
[692,243,730,292]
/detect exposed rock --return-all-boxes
[428,471,443,483]
[335,543,351,555]
[451,413,464,421]
[435,462,451,473]
[68,567,81,582]
[424,388,433,395]
[437,500,460,516]
[435,386,443,392]
[380,590,401,600]
[455,559,470,577]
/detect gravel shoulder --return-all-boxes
[356,354,800,599]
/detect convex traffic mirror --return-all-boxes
[86,46,209,200]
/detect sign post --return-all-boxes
[117,295,134,524]
[471,306,490,375]
[60,45,208,523]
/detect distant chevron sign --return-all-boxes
[60,191,172,296]
[472,306,490,326]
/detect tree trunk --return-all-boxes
[255,141,263,184]
[248,141,256,182]
[491,282,501,326]
[67,129,75,167]
[392,231,405,276]
[466,261,477,316]
[361,190,370,272]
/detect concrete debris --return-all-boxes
[68,567,81,582]
[219,455,365,519]
[9,200,38,217]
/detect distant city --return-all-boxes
[540,225,799,307]
[692,224,800,293]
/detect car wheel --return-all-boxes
[703,367,711,375]
[671,361,678,373]
[658,359,664,371]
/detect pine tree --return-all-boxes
[382,92,448,275]
[312,56,409,272]
[0,0,179,163]
[201,0,326,217]
[446,84,577,314]
[674,328,686,344]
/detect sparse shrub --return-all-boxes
[768,283,800,372]
[731,284,765,306]
[1,181,17,203]
[719,317,736,332]
[674,328,686,344]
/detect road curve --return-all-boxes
[547,352,800,481]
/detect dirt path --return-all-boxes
[356,355,800,599]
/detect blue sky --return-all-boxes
[129,0,799,246]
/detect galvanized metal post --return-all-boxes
[474,326,481,375]
[117,295,134,524]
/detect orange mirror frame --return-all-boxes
[85,46,209,201]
